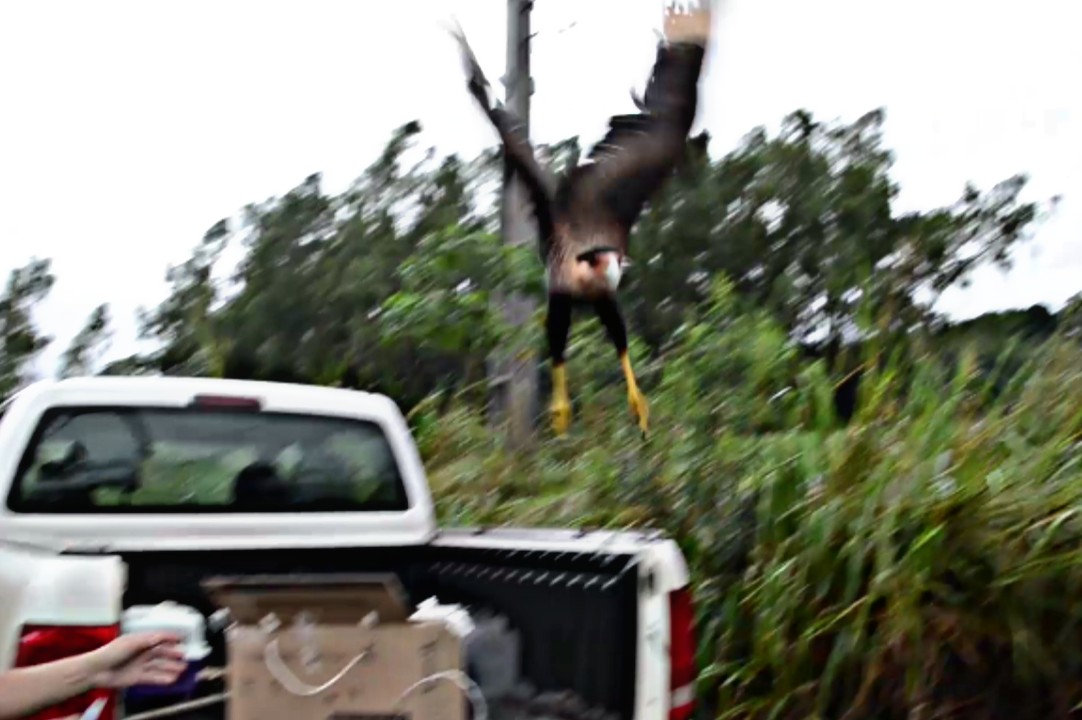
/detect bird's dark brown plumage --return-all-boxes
[453,17,705,275]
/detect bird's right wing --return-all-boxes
[450,24,556,259]
[575,2,712,235]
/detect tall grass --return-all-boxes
[419,279,1082,719]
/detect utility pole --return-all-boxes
[489,0,538,449]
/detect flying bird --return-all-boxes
[451,1,713,437]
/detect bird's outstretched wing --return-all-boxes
[575,2,712,235]
[449,23,556,260]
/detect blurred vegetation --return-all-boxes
[3,107,1082,719]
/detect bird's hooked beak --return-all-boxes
[602,251,624,291]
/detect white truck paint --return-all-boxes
[0,376,695,720]
[0,538,125,670]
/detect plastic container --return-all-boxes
[120,601,211,701]
[464,613,522,700]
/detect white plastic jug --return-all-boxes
[409,596,476,639]
[122,601,211,662]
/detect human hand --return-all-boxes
[83,632,186,689]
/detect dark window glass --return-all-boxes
[6,406,409,514]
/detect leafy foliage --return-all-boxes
[424,279,1082,719]
[0,258,55,398]
[58,303,113,379]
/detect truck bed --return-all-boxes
[115,537,641,720]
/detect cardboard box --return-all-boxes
[203,573,466,720]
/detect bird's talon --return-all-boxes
[551,401,572,436]
[549,362,572,436]
[628,386,650,435]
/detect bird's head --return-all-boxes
[576,247,626,293]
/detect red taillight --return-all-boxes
[13,624,120,720]
[668,586,698,720]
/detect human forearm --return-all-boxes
[0,653,97,719]
[0,631,183,720]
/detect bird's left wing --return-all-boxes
[575,2,712,235]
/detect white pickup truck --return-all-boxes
[0,376,697,720]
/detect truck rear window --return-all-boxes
[6,406,409,514]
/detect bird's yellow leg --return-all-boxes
[550,362,572,436]
[620,351,649,435]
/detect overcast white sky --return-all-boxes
[1,0,1078,378]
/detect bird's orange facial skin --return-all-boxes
[547,220,625,297]
[561,251,621,298]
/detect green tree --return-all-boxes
[126,108,1058,415]
[0,258,55,400]
[622,109,1053,369]
[58,303,113,378]
[136,217,231,376]
[1060,291,1082,339]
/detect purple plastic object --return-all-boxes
[124,658,204,701]
[121,602,211,704]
